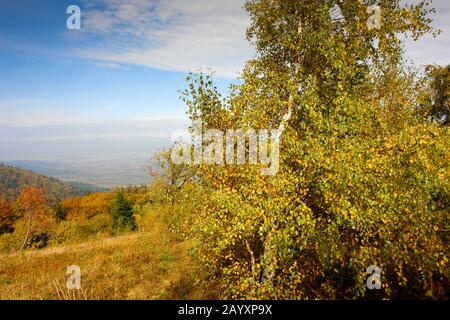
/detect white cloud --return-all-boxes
[94,61,130,70]
[74,0,449,78]
[75,0,254,78]
[403,0,450,67]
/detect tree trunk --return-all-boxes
[261,232,276,285]
[20,208,32,252]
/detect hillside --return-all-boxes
[0,211,215,300]
[0,163,93,201]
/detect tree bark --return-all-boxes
[20,206,32,252]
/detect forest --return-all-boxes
[0,164,94,202]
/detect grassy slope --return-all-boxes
[0,214,215,300]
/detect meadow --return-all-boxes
[0,203,215,300]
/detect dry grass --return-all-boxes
[0,212,216,300]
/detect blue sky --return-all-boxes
[0,0,448,162]
[0,0,251,127]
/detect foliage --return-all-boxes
[417,65,450,125]
[14,186,56,251]
[61,192,113,222]
[0,197,14,234]
[49,214,111,246]
[175,0,449,299]
[147,150,196,205]
[110,191,137,234]
[0,185,149,252]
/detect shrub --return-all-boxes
[49,214,111,246]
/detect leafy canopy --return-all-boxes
[176,0,449,299]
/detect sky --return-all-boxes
[0,0,449,163]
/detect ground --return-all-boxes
[0,216,215,300]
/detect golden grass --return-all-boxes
[0,212,216,300]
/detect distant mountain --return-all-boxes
[67,181,109,193]
[1,160,76,176]
[0,163,102,201]
[0,159,151,188]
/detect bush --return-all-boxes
[0,220,26,254]
[173,0,449,299]
[49,213,111,246]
